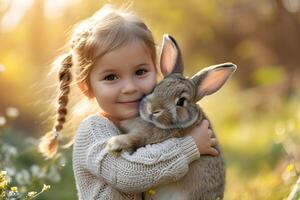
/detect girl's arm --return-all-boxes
[75,115,200,193]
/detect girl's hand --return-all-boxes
[189,120,219,156]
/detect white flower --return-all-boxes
[4,166,16,177]
[6,107,19,118]
[27,191,37,197]
[0,171,7,176]
[15,169,31,185]
[2,144,18,157]
[0,116,6,126]
[30,165,45,179]
[46,166,61,182]
[58,155,67,167]
[42,184,51,192]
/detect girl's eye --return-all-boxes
[104,74,118,81]
[176,97,186,107]
[136,69,147,76]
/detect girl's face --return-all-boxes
[89,41,157,123]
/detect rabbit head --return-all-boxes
[139,34,237,129]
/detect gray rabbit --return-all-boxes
[106,34,237,200]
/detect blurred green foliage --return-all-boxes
[0,122,72,199]
[0,0,299,199]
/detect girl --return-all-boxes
[39,4,218,200]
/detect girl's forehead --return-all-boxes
[93,41,154,71]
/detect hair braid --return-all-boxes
[55,55,72,131]
[39,5,158,159]
[39,53,73,159]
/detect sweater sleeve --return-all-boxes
[80,115,200,193]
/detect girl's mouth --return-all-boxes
[118,98,141,104]
[118,99,140,106]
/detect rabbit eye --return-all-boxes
[176,97,186,107]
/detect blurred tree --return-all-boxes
[0,0,299,146]
[0,0,299,199]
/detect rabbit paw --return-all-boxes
[106,136,126,156]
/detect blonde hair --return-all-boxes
[39,4,157,159]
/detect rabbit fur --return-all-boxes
[106,34,237,200]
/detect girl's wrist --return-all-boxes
[180,136,200,164]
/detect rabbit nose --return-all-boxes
[152,110,163,117]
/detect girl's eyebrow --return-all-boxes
[99,63,150,74]
[98,62,149,75]
[98,69,116,75]
[132,62,151,70]
[96,71,114,78]
[135,62,149,67]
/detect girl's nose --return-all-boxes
[121,79,138,94]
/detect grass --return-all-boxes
[200,83,300,199]
[1,82,299,199]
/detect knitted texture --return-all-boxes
[72,114,200,200]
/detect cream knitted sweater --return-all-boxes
[72,114,200,200]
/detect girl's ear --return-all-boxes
[191,63,237,100]
[77,81,94,99]
[160,34,184,77]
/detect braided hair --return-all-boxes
[38,4,156,159]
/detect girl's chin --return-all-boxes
[123,111,139,119]
[106,107,139,122]
[102,110,138,121]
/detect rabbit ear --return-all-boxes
[191,63,237,100]
[160,34,184,77]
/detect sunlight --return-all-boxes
[0,1,299,199]
[0,0,34,33]
[0,64,5,73]
[44,0,80,20]
[282,0,300,13]
[0,0,11,12]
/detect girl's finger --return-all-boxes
[210,138,218,146]
[208,129,213,137]
[210,148,219,156]
[201,120,209,129]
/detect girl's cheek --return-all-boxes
[94,84,116,99]
[145,78,157,94]
[150,81,156,92]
